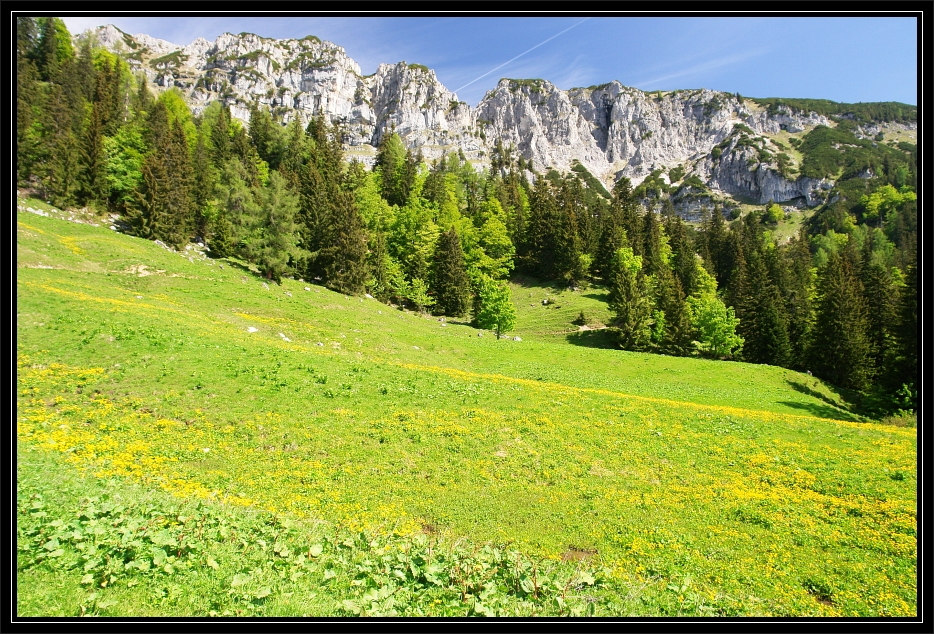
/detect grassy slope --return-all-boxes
[16,206,917,616]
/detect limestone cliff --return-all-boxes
[83,25,883,210]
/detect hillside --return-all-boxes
[17,203,917,616]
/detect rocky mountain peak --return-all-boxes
[79,25,911,213]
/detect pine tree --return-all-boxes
[431,227,471,316]
[526,179,558,278]
[374,130,408,206]
[79,102,106,206]
[248,103,283,169]
[655,267,693,356]
[74,38,96,104]
[642,205,665,278]
[41,83,82,206]
[422,158,447,207]
[808,250,873,390]
[134,74,154,116]
[895,246,917,392]
[17,18,40,186]
[128,103,193,248]
[209,104,231,169]
[665,210,697,297]
[607,243,652,351]
[703,204,729,285]
[613,178,643,257]
[191,131,216,241]
[319,190,369,295]
[554,181,584,284]
[739,254,791,366]
[783,229,814,369]
[212,157,260,258]
[253,171,302,283]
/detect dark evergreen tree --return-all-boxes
[525,179,558,278]
[79,102,106,205]
[191,131,216,241]
[127,103,193,248]
[655,267,693,356]
[807,250,873,390]
[782,229,814,369]
[431,227,471,317]
[209,103,232,169]
[895,245,917,392]
[607,239,651,351]
[74,38,96,104]
[665,209,697,297]
[253,171,302,283]
[739,254,791,367]
[554,180,584,284]
[702,204,729,285]
[422,158,447,207]
[17,18,40,185]
[319,189,368,295]
[40,82,82,206]
[248,103,283,169]
[641,204,665,278]
[613,178,643,258]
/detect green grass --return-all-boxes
[16,204,917,616]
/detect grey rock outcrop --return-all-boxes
[82,25,865,209]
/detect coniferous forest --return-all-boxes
[16,17,917,417]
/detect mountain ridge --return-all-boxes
[80,24,917,212]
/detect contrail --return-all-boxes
[453,18,590,95]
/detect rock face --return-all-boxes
[83,25,862,209]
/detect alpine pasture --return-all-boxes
[17,203,916,616]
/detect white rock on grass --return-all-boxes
[247,327,258,333]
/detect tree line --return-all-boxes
[16,18,917,412]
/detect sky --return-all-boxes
[59,15,918,107]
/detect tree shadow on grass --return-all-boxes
[583,291,609,302]
[783,379,864,421]
[565,329,618,350]
[776,400,863,422]
[510,274,566,294]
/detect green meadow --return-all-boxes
[16,203,916,616]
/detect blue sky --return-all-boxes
[61,15,918,107]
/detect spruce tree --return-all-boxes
[655,267,693,356]
[526,179,558,278]
[703,204,728,285]
[783,229,814,369]
[212,157,260,258]
[554,181,584,285]
[613,178,643,257]
[642,205,665,278]
[607,243,652,351]
[319,190,369,295]
[422,158,447,207]
[191,131,216,241]
[79,102,106,206]
[739,254,791,366]
[210,104,231,168]
[895,247,917,392]
[253,171,302,283]
[16,18,40,185]
[41,83,82,206]
[431,227,471,317]
[808,250,873,390]
[665,210,697,297]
